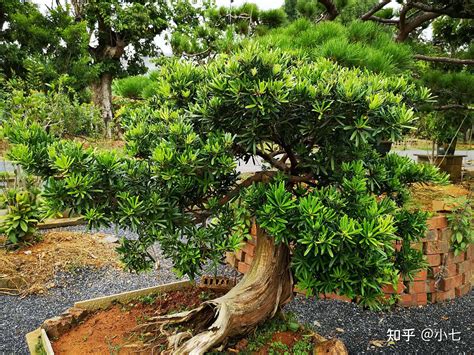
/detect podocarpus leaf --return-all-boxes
[3,45,447,308]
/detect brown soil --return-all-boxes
[0,231,119,295]
[408,183,471,212]
[52,288,224,355]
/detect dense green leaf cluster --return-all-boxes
[0,182,42,245]
[169,2,287,59]
[1,89,103,137]
[447,198,473,256]
[3,46,447,307]
[0,0,96,95]
[257,19,413,74]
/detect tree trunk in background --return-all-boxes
[92,73,113,138]
[153,226,294,354]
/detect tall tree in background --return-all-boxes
[280,0,473,150]
[0,0,93,94]
[69,0,170,137]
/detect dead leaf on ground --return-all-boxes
[369,340,386,348]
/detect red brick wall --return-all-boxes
[227,215,472,307]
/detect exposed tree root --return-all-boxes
[140,226,293,355]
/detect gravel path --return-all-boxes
[1,225,472,354]
[287,292,473,354]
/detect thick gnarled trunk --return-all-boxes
[152,226,293,354]
[92,73,113,138]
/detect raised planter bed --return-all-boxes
[228,216,472,307]
[25,280,346,354]
[25,280,193,354]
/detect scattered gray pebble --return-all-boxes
[286,292,473,354]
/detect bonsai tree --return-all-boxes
[3,46,446,353]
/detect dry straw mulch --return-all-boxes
[0,231,120,296]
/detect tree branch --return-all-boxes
[360,0,391,20]
[256,149,290,172]
[409,1,474,19]
[396,10,440,42]
[193,171,315,223]
[318,0,339,20]
[366,16,399,25]
[414,54,474,65]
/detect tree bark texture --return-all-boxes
[91,73,113,138]
[153,225,294,354]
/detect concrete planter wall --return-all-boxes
[227,216,472,307]
[25,280,193,355]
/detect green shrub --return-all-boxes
[259,9,288,28]
[1,89,103,137]
[259,19,413,74]
[0,184,42,245]
[112,75,153,99]
[447,198,473,256]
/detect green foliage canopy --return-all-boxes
[3,46,447,308]
[258,19,413,74]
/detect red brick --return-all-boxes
[235,250,246,263]
[462,270,472,284]
[426,279,440,293]
[439,274,463,291]
[424,240,449,254]
[455,283,471,297]
[382,281,405,294]
[427,216,448,229]
[237,261,250,274]
[446,251,466,264]
[247,235,257,245]
[422,229,438,242]
[408,281,428,294]
[242,242,256,257]
[395,242,403,252]
[425,254,442,267]
[438,228,452,242]
[414,270,427,281]
[433,289,455,302]
[399,293,415,306]
[430,264,457,278]
[456,260,471,274]
[415,293,428,305]
[324,293,351,302]
[466,246,473,260]
[245,256,253,267]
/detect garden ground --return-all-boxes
[0,225,472,354]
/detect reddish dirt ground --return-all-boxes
[52,289,222,354]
